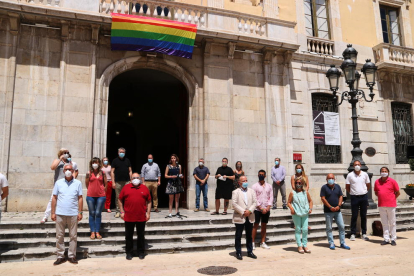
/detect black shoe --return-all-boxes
[236,253,243,260]
[391,240,397,246]
[53,258,66,266]
[381,240,389,246]
[272,206,277,210]
[247,252,257,259]
[175,212,181,218]
[68,257,78,264]
[126,254,133,260]
[139,253,145,259]
[283,206,288,210]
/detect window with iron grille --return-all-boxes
[312,93,341,163]
[380,5,402,46]
[391,102,413,164]
[304,0,330,39]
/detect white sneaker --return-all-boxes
[252,243,255,250]
[350,234,356,241]
[260,242,270,249]
[362,234,370,241]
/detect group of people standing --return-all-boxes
[230,159,401,260]
[32,146,401,264]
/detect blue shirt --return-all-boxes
[271,165,286,183]
[320,184,343,213]
[193,166,210,185]
[52,178,83,216]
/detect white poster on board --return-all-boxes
[324,111,341,145]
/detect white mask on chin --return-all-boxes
[132,179,140,186]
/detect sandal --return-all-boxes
[90,232,96,240]
[96,233,102,239]
[40,218,48,224]
[298,247,304,254]
[210,211,219,215]
[221,212,228,215]
[304,247,311,253]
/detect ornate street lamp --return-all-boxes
[325,45,378,209]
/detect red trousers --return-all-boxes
[105,181,113,209]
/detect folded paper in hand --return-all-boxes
[218,176,225,181]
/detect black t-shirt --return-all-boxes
[320,184,343,213]
[111,157,132,181]
[215,166,234,186]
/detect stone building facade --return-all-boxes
[0,0,413,212]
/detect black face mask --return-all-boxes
[258,175,265,181]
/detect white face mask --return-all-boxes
[65,170,72,178]
[354,165,361,172]
[92,164,99,170]
[199,162,204,166]
[132,179,140,186]
[381,172,388,178]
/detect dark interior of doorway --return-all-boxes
[106,69,188,209]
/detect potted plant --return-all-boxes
[403,183,414,200]
[409,159,414,171]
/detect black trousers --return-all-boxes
[235,217,253,254]
[125,221,146,254]
[350,194,368,235]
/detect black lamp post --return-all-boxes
[325,44,378,209]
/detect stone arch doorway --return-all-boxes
[93,56,201,210]
[106,68,189,209]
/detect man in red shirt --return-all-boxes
[118,172,151,260]
[374,167,400,246]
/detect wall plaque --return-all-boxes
[365,147,376,157]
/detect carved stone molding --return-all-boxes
[91,24,100,44]
[227,42,236,59]
[8,13,20,36]
[60,20,69,41]
[262,49,274,64]
[202,38,213,55]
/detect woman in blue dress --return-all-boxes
[165,154,184,218]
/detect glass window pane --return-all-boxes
[318,30,329,39]
[317,17,329,32]
[304,0,312,15]
[315,0,326,6]
[383,32,389,43]
[380,7,386,20]
[381,20,388,32]
[392,34,401,46]
[316,4,327,19]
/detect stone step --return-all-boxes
[0,231,341,263]
[0,216,332,240]
[3,205,413,230]
[0,223,339,250]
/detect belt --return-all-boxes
[351,194,367,198]
[145,179,158,181]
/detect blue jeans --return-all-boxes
[292,214,308,247]
[195,183,208,209]
[86,196,106,232]
[325,212,346,245]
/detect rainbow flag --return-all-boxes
[111,13,197,59]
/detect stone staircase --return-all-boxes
[1,204,413,262]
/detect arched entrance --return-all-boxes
[106,69,188,208]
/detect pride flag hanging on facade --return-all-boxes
[111,13,197,59]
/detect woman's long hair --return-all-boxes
[294,176,307,191]
[89,157,102,173]
[295,164,307,182]
[169,154,179,165]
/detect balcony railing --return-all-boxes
[307,37,334,55]
[373,43,414,68]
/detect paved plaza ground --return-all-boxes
[1,227,413,276]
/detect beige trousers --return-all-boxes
[115,181,128,213]
[56,215,78,259]
[145,180,158,208]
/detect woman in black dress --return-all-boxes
[165,154,184,218]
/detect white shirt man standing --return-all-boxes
[51,164,83,266]
[346,160,370,241]
[0,173,9,222]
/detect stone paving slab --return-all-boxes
[1,231,414,275]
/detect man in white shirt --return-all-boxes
[0,173,9,222]
[346,160,370,241]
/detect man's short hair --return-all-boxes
[63,164,73,170]
[199,158,204,161]
[258,169,266,175]
[275,157,281,161]
[222,157,228,162]
[353,160,361,165]
[380,166,390,173]
[118,147,126,152]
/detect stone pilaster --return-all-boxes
[263,0,278,18]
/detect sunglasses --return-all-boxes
[295,182,302,185]
[63,152,70,154]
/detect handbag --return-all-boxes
[372,220,383,237]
